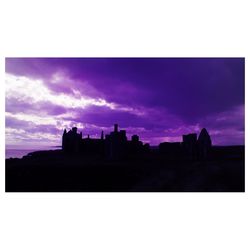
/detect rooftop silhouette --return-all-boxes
[62,123,212,160]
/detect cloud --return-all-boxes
[5,73,116,110]
[5,58,245,146]
[6,97,67,116]
[199,105,244,145]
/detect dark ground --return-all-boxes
[5,146,244,192]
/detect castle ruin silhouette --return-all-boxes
[62,124,211,160]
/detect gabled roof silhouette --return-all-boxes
[198,128,210,140]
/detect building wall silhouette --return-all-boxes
[197,128,212,159]
[159,129,212,160]
[62,124,145,159]
[182,133,198,160]
[62,127,82,153]
[105,124,128,159]
[62,124,212,160]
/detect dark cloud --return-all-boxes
[6,58,244,121]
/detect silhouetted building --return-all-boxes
[159,142,182,159]
[182,133,198,160]
[62,124,212,161]
[128,134,144,156]
[132,135,139,142]
[181,129,212,160]
[105,124,128,159]
[114,123,118,133]
[81,134,105,155]
[62,127,82,153]
[62,124,148,159]
[198,128,212,159]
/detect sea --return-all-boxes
[5,146,61,159]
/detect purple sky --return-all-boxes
[5,58,244,148]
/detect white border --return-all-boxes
[0,1,249,250]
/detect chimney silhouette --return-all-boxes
[101,130,104,140]
[114,124,118,133]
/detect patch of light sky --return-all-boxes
[5,73,145,115]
